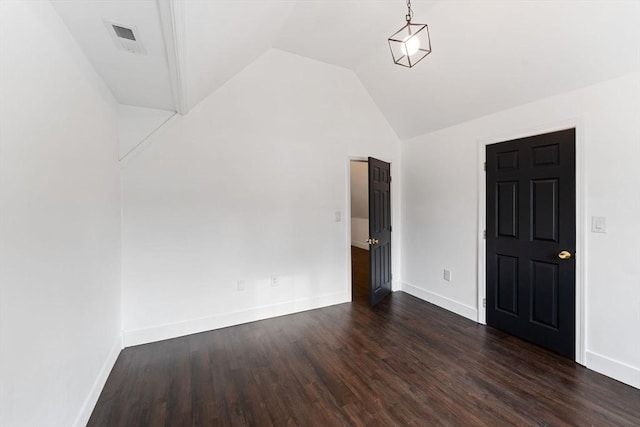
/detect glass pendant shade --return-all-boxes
[388,22,431,68]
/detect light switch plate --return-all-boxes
[591,216,606,233]
[444,269,452,282]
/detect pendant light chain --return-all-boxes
[406,0,414,22]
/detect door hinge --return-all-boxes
[390,225,392,232]
[483,298,486,308]
[483,162,487,171]
[483,230,486,239]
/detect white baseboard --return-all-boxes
[351,241,369,250]
[124,292,349,347]
[400,281,478,322]
[586,350,640,389]
[72,336,122,427]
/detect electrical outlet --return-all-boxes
[237,280,245,291]
[444,269,452,282]
[271,276,279,287]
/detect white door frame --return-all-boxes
[476,118,586,365]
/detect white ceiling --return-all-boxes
[52,0,175,111]
[184,0,296,109]
[51,0,640,138]
[355,0,640,138]
[273,0,423,70]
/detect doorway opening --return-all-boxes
[349,157,393,307]
[350,160,370,305]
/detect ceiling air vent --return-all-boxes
[105,20,146,55]
[113,25,136,41]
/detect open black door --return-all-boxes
[486,128,576,358]
[368,157,392,306]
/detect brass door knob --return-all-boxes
[558,250,572,260]
[367,238,379,245]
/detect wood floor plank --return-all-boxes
[89,290,640,426]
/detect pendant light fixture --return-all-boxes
[388,0,431,68]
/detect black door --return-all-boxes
[486,129,576,358]
[368,157,392,306]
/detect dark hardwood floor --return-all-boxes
[351,245,369,304]
[89,279,640,425]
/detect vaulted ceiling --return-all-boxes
[52,0,640,139]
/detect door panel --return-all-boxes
[496,255,518,315]
[530,260,559,329]
[532,179,559,242]
[497,181,518,237]
[486,128,576,358]
[368,157,392,307]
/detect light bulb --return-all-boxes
[401,35,420,56]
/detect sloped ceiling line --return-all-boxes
[157,0,189,115]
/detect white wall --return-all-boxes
[350,161,369,249]
[118,105,175,160]
[0,2,122,426]
[350,161,368,218]
[401,72,640,388]
[121,49,400,346]
[351,218,369,251]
